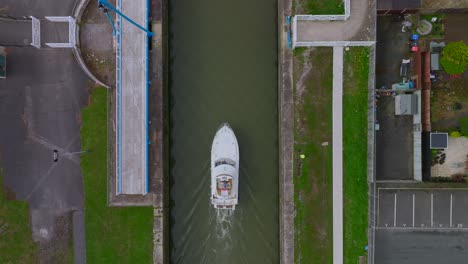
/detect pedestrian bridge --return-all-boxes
[115,0,149,195]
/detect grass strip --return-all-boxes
[304,0,344,15]
[81,87,153,263]
[343,47,370,264]
[293,48,334,264]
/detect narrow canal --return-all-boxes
[168,0,279,262]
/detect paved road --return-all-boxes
[375,229,468,264]
[0,0,89,263]
[332,46,343,264]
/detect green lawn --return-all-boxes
[0,167,39,263]
[293,48,334,264]
[81,88,153,264]
[343,47,370,264]
[303,0,344,15]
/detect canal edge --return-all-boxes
[278,0,295,262]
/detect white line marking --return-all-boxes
[379,188,468,190]
[450,193,453,227]
[376,227,468,231]
[394,193,397,227]
[412,193,415,227]
[431,193,434,227]
[377,188,380,227]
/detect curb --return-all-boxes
[72,0,111,89]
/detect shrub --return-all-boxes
[453,102,463,110]
[452,174,466,183]
[450,131,462,138]
[460,117,468,136]
[440,41,468,75]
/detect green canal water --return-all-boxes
[168,0,279,262]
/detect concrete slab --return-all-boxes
[117,0,148,194]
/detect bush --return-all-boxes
[450,131,462,138]
[453,102,463,110]
[460,117,468,136]
[440,41,468,75]
[452,174,466,183]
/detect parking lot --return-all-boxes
[378,188,468,229]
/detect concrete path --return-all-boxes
[332,46,344,264]
[117,0,148,194]
[296,0,372,42]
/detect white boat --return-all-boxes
[211,123,239,210]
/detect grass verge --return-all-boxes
[81,87,153,263]
[0,165,39,263]
[293,48,334,264]
[343,47,370,264]
[302,0,344,15]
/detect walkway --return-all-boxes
[116,0,148,194]
[332,46,344,264]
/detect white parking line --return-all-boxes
[394,193,397,227]
[431,193,434,227]
[450,193,453,227]
[412,193,415,227]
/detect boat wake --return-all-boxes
[214,208,234,240]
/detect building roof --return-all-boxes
[395,94,418,115]
[377,0,421,10]
[430,133,448,149]
[431,53,440,71]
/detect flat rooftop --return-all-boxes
[116,0,148,194]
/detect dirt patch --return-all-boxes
[38,213,74,264]
[431,77,468,130]
[445,14,468,44]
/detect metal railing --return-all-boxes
[115,0,122,195]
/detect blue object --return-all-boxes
[98,0,154,37]
[286,16,291,49]
[104,12,117,36]
[411,34,419,40]
[365,245,369,251]
[409,80,414,88]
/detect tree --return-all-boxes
[440,41,468,75]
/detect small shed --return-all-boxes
[430,132,448,149]
[395,94,418,115]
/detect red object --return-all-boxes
[411,46,419,52]
[449,74,462,79]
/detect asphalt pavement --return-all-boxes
[0,0,89,263]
